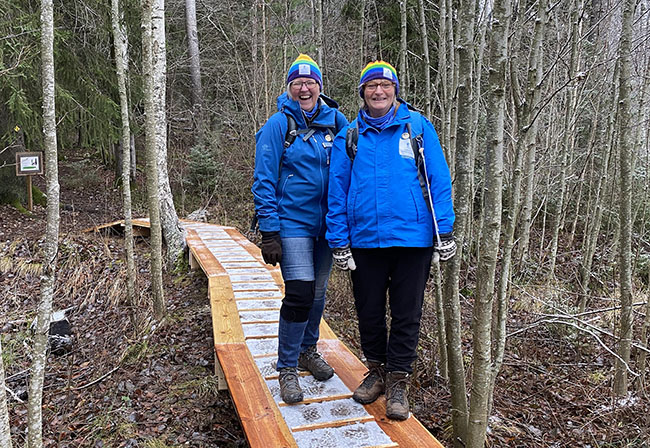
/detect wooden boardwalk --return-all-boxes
[91,219,445,448]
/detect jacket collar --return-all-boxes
[357,98,412,134]
[277,92,339,129]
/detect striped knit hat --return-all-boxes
[287,54,323,89]
[359,61,399,97]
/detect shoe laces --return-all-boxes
[387,375,408,400]
[279,367,299,381]
[362,365,384,384]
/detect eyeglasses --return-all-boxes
[290,79,318,89]
[364,81,395,91]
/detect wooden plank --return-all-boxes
[318,339,446,448]
[224,228,285,292]
[187,229,227,278]
[209,277,245,344]
[216,343,297,448]
[291,415,375,432]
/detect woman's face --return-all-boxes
[289,77,320,112]
[363,79,396,117]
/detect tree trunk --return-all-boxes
[612,0,635,397]
[514,0,549,265]
[399,0,407,88]
[0,339,11,448]
[112,0,138,329]
[185,0,204,146]
[27,0,60,445]
[142,0,166,319]
[442,0,475,444]
[418,0,431,119]
[466,0,508,443]
[548,0,582,277]
[316,0,323,68]
[152,0,185,269]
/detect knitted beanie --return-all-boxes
[287,54,323,89]
[358,60,399,97]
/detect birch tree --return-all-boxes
[513,0,549,264]
[27,0,59,445]
[0,338,11,448]
[185,0,204,146]
[112,0,137,327]
[441,0,475,443]
[399,0,407,84]
[152,0,185,269]
[142,0,166,319]
[417,0,431,119]
[612,0,635,397]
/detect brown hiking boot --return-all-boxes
[385,371,410,420]
[352,361,385,404]
[278,367,303,404]
[298,345,334,381]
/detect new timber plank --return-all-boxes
[187,229,227,278]
[225,227,285,291]
[216,343,297,448]
[208,277,245,344]
[318,339,446,448]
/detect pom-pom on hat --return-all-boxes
[359,60,399,97]
[287,54,323,89]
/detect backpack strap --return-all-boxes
[345,120,359,161]
[406,121,432,212]
[284,113,298,148]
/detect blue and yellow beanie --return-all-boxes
[359,60,399,97]
[287,54,322,89]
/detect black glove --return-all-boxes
[261,231,282,266]
[434,232,456,262]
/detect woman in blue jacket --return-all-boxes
[252,54,348,404]
[327,61,456,420]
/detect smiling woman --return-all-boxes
[326,60,456,422]
[252,54,348,405]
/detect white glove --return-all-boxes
[332,245,356,271]
[434,235,457,262]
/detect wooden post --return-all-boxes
[26,175,33,211]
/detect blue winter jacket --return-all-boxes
[252,92,348,237]
[326,101,454,248]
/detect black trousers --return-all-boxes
[350,246,433,373]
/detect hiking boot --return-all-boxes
[385,371,410,420]
[298,345,334,381]
[352,361,385,404]
[278,367,303,404]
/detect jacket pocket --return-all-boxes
[410,187,423,223]
[348,190,358,228]
[278,174,293,209]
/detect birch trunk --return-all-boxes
[142,0,166,319]
[612,0,635,396]
[112,0,137,328]
[399,0,407,86]
[152,0,185,269]
[441,0,475,444]
[514,0,549,265]
[185,0,204,145]
[466,0,508,443]
[548,0,582,277]
[27,0,59,445]
[316,0,323,68]
[0,339,11,448]
[418,0,431,119]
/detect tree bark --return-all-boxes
[399,0,407,87]
[185,0,204,146]
[112,0,138,329]
[514,0,549,265]
[0,339,11,448]
[612,0,635,397]
[152,0,185,269]
[466,0,508,444]
[418,0,431,119]
[28,0,59,445]
[142,0,166,319]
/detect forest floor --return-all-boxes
[1,158,648,447]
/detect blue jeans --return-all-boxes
[276,237,332,369]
